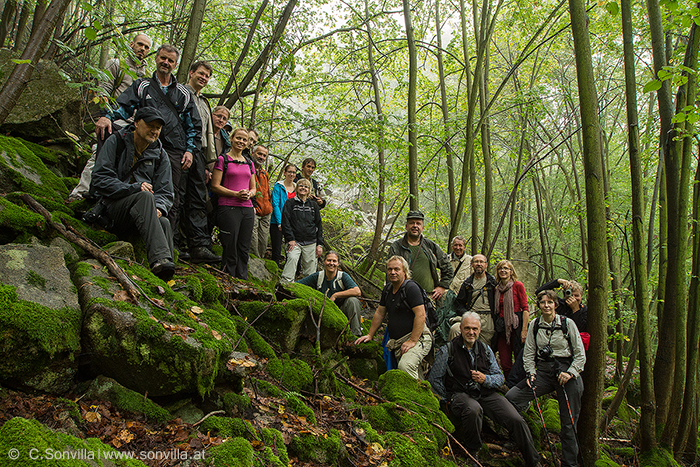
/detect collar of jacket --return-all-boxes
[464,272,497,287]
[151,71,177,88]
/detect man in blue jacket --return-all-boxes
[91,108,175,280]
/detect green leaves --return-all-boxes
[85,27,98,41]
[643,80,662,93]
[10,59,31,65]
[605,2,619,16]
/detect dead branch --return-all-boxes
[193,410,225,427]
[20,194,140,302]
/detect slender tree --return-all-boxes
[402,0,419,210]
[567,0,609,461]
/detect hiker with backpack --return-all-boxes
[505,290,586,467]
[428,312,541,466]
[355,256,433,379]
[297,251,363,336]
[90,107,175,280]
[211,128,256,279]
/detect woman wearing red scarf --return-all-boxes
[494,260,529,378]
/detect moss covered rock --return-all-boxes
[84,376,172,424]
[289,429,346,465]
[77,259,244,397]
[0,416,146,466]
[0,136,70,201]
[267,354,313,392]
[0,197,46,243]
[0,244,81,393]
[206,437,254,467]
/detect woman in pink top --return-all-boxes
[211,128,256,279]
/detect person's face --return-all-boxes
[460,317,481,346]
[302,162,315,178]
[189,65,211,91]
[296,183,311,198]
[386,260,406,284]
[130,35,151,59]
[212,111,229,132]
[232,130,248,151]
[538,296,557,320]
[452,239,465,257]
[572,289,583,306]
[471,255,487,276]
[497,263,512,282]
[324,254,339,275]
[155,50,178,76]
[253,147,268,166]
[406,219,424,238]
[134,119,162,144]
[284,166,297,182]
[248,131,258,149]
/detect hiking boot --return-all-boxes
[151,259,175,280]
[175,248,190,261]
[190,246,221,264]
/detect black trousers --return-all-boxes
[450,391,540,466]
[218,206,254,279]
[169,150,210,249]
[269,222,284,266]
[106,191,174,266]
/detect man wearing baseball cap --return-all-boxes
[388,210,453,302]
[90,107,176,280]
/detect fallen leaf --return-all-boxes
[151,298,165,307]
[278,405,285,414]
[156,286,166,295]
[212,330,222,340]
[167,280,176,287]
[113,290,131,302]
[191,306,204,314]
[117,429,135,443]
[84,411,101,423]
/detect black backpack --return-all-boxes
[398,279,439,333]
[532,315,574,360]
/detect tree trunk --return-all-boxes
[567,0,609,462]
[31,0,47,34]
[0,0,71,125]
[0,0,17,47]
[12,0,32,51]
[176,0,207,83]
[435,0,456,221]
[365,2,386,270]
[98,0,113,68]
[402,0,418,211]
[223,0,296,109]
[621,0,656,449]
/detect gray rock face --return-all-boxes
[0,243,78,310]
[248,257,272,282]
[0,243,81,393]
[0,49,83,140]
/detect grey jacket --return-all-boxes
[388,234,453,290]
[91,128,174,216]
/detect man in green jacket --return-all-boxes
[388,211,453,301]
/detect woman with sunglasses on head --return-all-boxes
[506,290,586,467]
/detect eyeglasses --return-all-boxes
[498,267,510,271]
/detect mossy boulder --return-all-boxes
[289,429,346,465]
[0,197,46,243]
[0,416,146,466]
[0,136,70,201]
[382,431,454,467]
[0,244,81,393]
[76,259,245,397]
[83,376,172,424]
[540,397,561,433]
[237,282,349,352]
[205,437,254,467]
[266,354,313,392]
[0,50,82,141]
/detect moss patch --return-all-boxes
[0,135,69,200]
[207,437,254,467]
[86,376,171,424]
[639,447,679,467]
[267,355,313,392]
[541,397,561,433]
[198,416,258,440]
[0,416,146,466]
[0,197,46,242]
[289,429,345,465]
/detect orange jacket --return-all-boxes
[254,168,272,216]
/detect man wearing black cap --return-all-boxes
[388,211,453,301]
[91,107,176,280]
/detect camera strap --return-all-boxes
[533,315,574,361]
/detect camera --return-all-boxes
[464,378,481,400]
[537,344,554,361]
[564,288,572,297]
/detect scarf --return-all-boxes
[495,281,518,344]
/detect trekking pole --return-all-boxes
[531,382,560,467]
[561,384,582,459]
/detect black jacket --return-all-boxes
[455,273,498,317]
[281,196,324,246]
[110,73,202,155]
[91,128,174,216]
[535,278,588,332]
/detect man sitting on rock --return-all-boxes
[297,250,363,336]
[91,107,175,280]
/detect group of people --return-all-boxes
[73,33,327,282]
[350,210,588,467]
